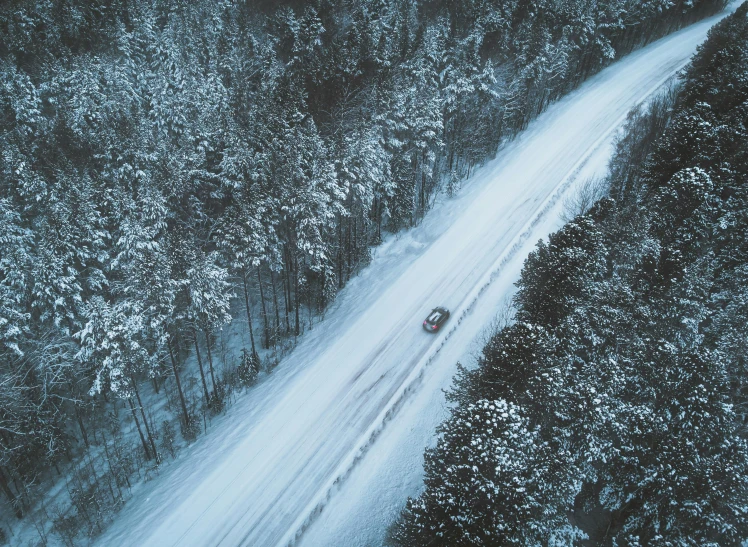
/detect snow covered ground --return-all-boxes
[95,10,731,547]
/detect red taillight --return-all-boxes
[431,325,437,330]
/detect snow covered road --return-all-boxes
[98,10,730,547]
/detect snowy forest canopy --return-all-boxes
[0,0,729,542]
[390,5,748,545]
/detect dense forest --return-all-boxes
[0,0,729,543]
[390,4,748,545]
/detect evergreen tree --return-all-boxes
[392,400,582,546]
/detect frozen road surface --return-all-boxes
[99,11,730,547]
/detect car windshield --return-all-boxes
[428,312,442,322]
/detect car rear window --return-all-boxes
[428,312,442,322]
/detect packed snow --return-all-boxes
[95,10,730,547]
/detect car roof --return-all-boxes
[426,306,449,323]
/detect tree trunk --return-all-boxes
[377,196,382,242]
[294,255,301,337]
[131,377,158,462]
[282,254,291,334]
[284,244,294,312]
[242,270,258,357]
[167,335,190,427]
[419,159,425,222]
[175,330,186,363]
[102,439,123,500]
[352,215,358,278]
[270,269,281,342]
[337,218,345,289]
[193,333,211,403]
[128,397,152,460]
[256,266,270,350]
[346,214,353,282]
[0,467,22,518]
[204,330,218,394]
[75,404,89,448]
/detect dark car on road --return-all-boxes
[423,307,450,332]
